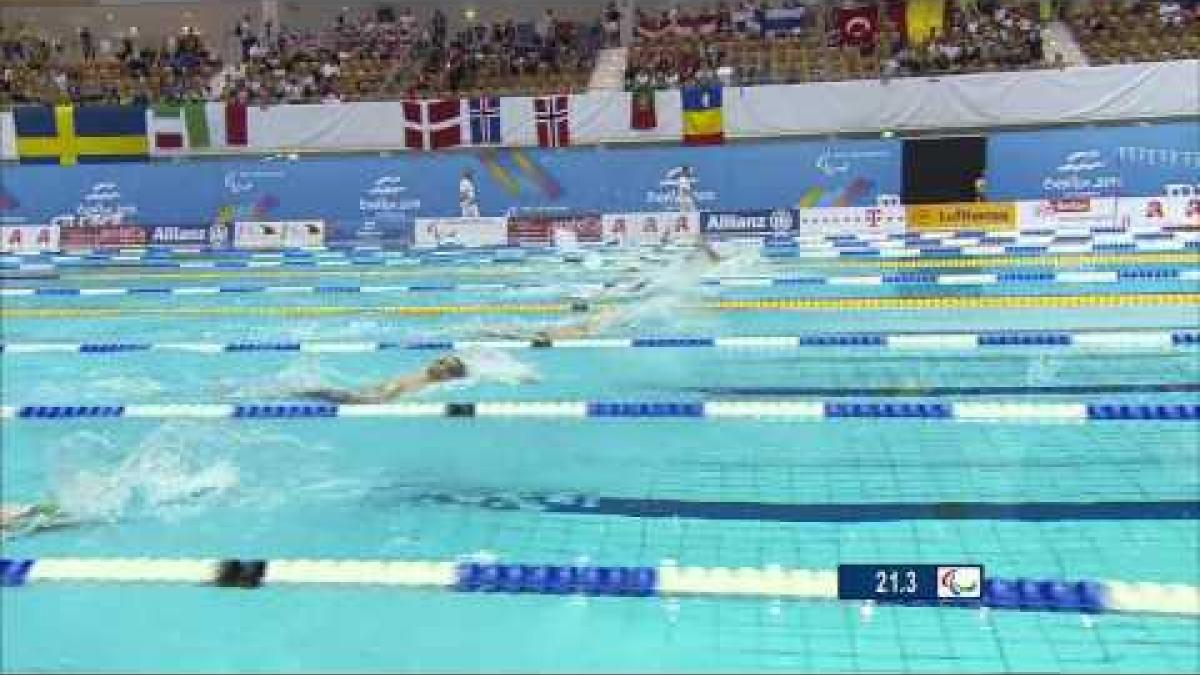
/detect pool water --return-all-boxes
[2,248,1198,673]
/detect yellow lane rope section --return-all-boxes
[834,252,1200,269]
[43,252,1200,282]
[716,292,1200,311]
[4,293,1198,319]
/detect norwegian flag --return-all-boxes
[468,97,501,145]
[533,96,570,148]
[402,99,463,151]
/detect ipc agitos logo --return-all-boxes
[936,566,982,599]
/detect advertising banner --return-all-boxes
[148,225,221,247]
[601,212,701,246]
[1118,196,1200,229]
[793,206,906,235]
[700,209,797,238]
[59,225,148,250]
[233,221,287,249]
[283,220,327,248]
[905,202,1016,232]
[507,213,603,247]
[1016,198,1123,230]
[0,225,59,254]
[413,217,508,249]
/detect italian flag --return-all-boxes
[147,102,248,153]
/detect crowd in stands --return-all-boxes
[226,7,602,103]
[1,24,219,105]
[1,4,606,106]
[2,1,1198,106]
[1068,0,1200,63]
[624,0,1061,89]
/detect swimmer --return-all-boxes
[476,305,624,341]
[1,502,73,537]
[293,355,469,404]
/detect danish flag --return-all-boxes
[402,99,463,151]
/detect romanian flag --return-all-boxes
[681,85,723,146]
[15,105,148,165]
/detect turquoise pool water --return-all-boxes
[2,249,1198,673]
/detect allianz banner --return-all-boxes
[148,225,222,247]
[601,212,700,246]
[700,209,797,238]
[413,217,508,249]
[1,225,59,253]
[905,203,1017,232]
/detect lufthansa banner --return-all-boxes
[1,225,59,253]
[905,202,1017,232]
[601,212,700,246]
[700,209,797,238]
[414,217,508,249]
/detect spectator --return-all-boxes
[79,26,93,61]
[603,2,621,47]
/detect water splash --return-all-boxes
[1027,355,1060,385]
[47,424,239,524]
[451,347,540,387]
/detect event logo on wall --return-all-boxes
[814,148,890,178]
[220,169,286,221]
[644,165,716,210]
[50,181,139,227]
[1041,149,1122,197]
[356,175,423,242]
[223,169,286,195]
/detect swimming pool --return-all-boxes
[2,246,1198,673]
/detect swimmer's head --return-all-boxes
[426,355,468,381]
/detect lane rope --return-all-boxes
[4,268,1197,299]
[11,252,1200,282]
[4,293,1197,319]
[2,329,1196,355]
[2,400,1198,421]
[0,558,1195,617]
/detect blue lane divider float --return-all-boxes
[2,227,1190,263]
[3,401,1198,421]
[4,267,1197,298]
[0,329,1194,356]
[4,234,1199,272]
[0,558,1195,617]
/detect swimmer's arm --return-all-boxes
[371,373,429,400]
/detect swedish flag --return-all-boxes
[681,85,724,146]
[15,105,148,165]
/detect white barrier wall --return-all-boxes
[793,206,907,236]
[1016,196,1200,230]
[282,221,326,248]
[233,222,287,249]
[601,212,701,246]
[0,225,58,253]
[413,217,508,249]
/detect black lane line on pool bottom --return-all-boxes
[412,492,1200,522]
[685,382,1200,397]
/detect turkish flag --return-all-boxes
[837,6,879,47]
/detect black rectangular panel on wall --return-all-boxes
[902,136,987,204]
